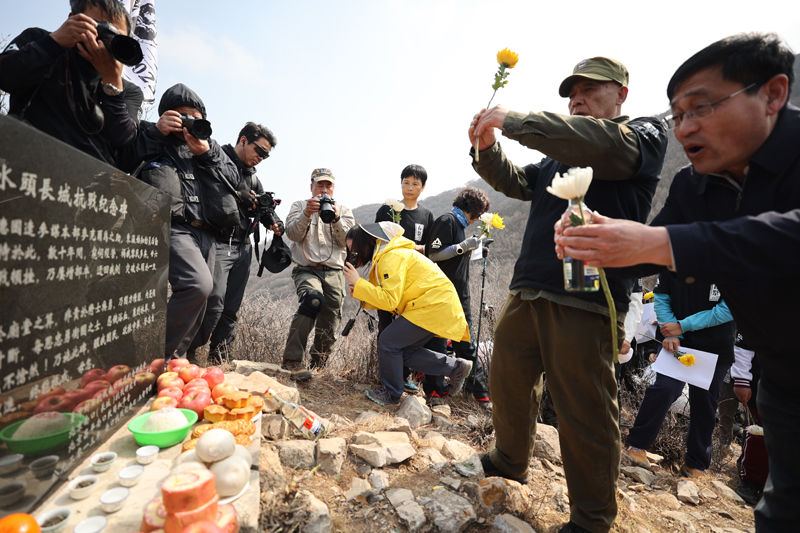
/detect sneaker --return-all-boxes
[365,387,402,407]
[426,391,444,407]
[474,396,493,411]
[447,359,473,396]
[680,464,705,478]
[623,446,650,469]
[281,359,312,382]
[734,481,763,506]
[479,453,529,484]
[404,379,419,393]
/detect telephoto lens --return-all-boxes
[95,21,143,66]
[318,194,336,223]
[180,116,213,140]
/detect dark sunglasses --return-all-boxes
[252,142,270,159]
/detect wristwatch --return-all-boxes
[456,244,465,255]
[102,82,123,96]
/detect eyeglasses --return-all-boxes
[665,82,758,129]
[401,180,422,188]
[252,142,270,159]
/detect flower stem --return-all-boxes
[598,267,618,364]
[474,89,500,163]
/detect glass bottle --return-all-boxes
[562,198,599,292]
[264,386,326,441]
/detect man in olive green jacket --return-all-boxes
[469,57,668,533]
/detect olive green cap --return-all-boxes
[558,56,629,97]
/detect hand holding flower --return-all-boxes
[473,49,518,161]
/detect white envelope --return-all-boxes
[651,345,719,390]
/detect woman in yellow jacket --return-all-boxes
[343,222,474,406]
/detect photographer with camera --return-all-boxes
[281,168,356,381]
[129,83,241,362]
[0,0,143,168]
[188,122,281,364]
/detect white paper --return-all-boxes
[635,302,657,343]
[651,345,719,390]
[470,245,483,261]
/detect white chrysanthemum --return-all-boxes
[385,199,404,212]
[546,166,593,200]
[746,424,764,436]
[480,212,493,224]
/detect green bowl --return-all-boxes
[0,413,86,455]
[127,408,198,448]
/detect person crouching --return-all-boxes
[343,222,473,407]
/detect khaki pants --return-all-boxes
[283,266,345,363]
[489,293,621,532]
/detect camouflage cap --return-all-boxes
[310,168,335,184]
[558,57,629,97]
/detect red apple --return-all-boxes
[184,378,210,390]
[112,377,135,396]
[151,396,180,411]
[167,358,191,373]
[34,394,77,413]
[107,364,131,383]
[158,387,184,401]
[64,388,92,404]
[178,364,205,383]
[73,398,101,416]
[36,386,66,402]
[80,368,109,388]
[83,380,112,396]
[202,367,224,388]
[134,371,157,390]
[179,388,212,418]
[149,358,166,376]
[211,382,236,401]
[157,372,184,391]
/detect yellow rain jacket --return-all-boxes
[352,236,470,342]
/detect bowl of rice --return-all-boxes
[127,407,197,448]
[0,412,86,455]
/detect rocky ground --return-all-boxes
[233,361,756,533]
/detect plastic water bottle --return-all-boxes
[263,386,326,441]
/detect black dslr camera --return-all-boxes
[251,191,282,231]
[318,194,336,223]
[180,115,212,140]
[95,21,143,66]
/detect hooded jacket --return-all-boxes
[129,84,240,228]
[352,236,469,342]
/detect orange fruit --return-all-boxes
[0,514,41,533]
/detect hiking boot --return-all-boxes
[623,446,650,469]
[281,359,312,382]
[426,391,444,407]
[680,464,705,478]
[309,352,328,370]
[558,521,591,533]
[403,378,419,393]
[448,359,473,396]
[474,395,493,411]
[479,453,529,484]
[365,387,402,407]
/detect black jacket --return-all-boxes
[127,84,241,229]
[219,144,264,244]
[654,105,800,391]
[0,27,141,167]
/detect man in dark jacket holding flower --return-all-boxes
[469,56,668,532]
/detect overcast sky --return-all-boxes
[3,0,799,219]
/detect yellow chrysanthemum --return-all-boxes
[678,354,696,367]
[490,213,505,229]
[496,48,519,69]
[644,291,655,300]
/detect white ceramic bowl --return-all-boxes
[67,474,99,500]
[0,481,26,507]
[0,453,24,474]
[117,464,144,487]
[99,486,129,513]
[90,451,117,472]
[30,455,59,478]
[136,445,159,465]
[73,515,108,533]
[36,508,71,533]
